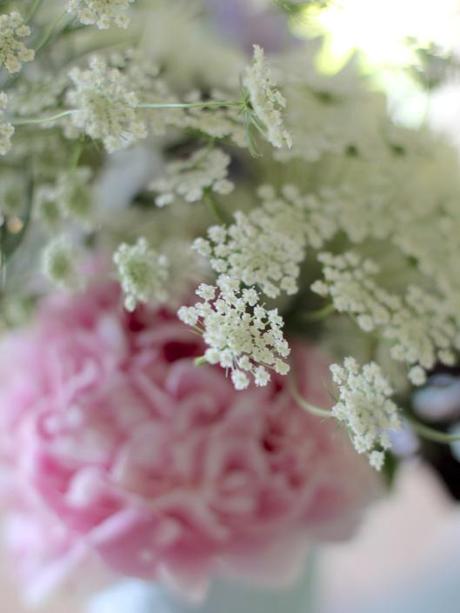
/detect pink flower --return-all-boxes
[0,282,380,604]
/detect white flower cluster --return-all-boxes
[243,45,292,149]
[67,56,147,152]
[57,167,94,224]
[312,252,398,333]
[113,238,169,312]
[0,12,34,74]
[35,168,94,228]
[42,236,81,290]
[150,148,234,207]
[0,93,14,156]
[67,0,135,29]
[194,185,306,298]
[178,276,290,390]
[194,184,340,299]
[330,358,402,470]
[387,285,458,385]
[313,252,459,385]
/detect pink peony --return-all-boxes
[0,282,380,603]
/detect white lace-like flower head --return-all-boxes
[150,148,233,207]
[0,12,34,74]
[67,0,135,29]
[178,275,290,390]
[243,45,292,149]
[42,236,82,290]
[67,56,147,152]
[330,357,401,470]
[113,238,169,312]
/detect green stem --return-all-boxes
[12,110,75,126]
[288,377,332,418]
[407,416,460,445]
[203,191,230,225]
[34,11,69,54]
[26,0,44,22]
[137,100,240,110]
[12,99,241,128]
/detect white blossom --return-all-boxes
[178,275,290,390]
[313,252,459,384]
[0,93,13,155]
[311,252,399,332]
[56,167,94,225]
[195,185,306,298]
[150,148,233,206]
[386,285,458,382]
[194,185,341,299]
[67,0,135,29]
[35,168,93,228]
[330,358,401,469]
[113,238,169,312]
[66,56,147,152]
[42,236,82,290]
[243,45,291,149]
[0,12,34,74]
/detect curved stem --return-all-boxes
[288,377,332,418]
[407,416,460,444]
[203,191,230,225]
[12,109,75,126]
[27,0,44,22]
[137,100,240,110]
[34,11,69,54]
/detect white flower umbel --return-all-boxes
[67,56,147,152]
[0,12,34,74]
[386,285,457,386]
[330,357,401,470]
[178,275,290,390]
[42,236,82,290]
[312,252,399,333]
[57,167,94,225]
[0,93,14,155]
[150,148,233,207]
[67,0,135,29]
[194,185,307,298]
[243,45,291,149]
[113,238,169,312]
[194,185,341,299]
[35,168,93,228]
[313,251,458,385]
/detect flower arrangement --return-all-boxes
[0,280,378,604]
[0,0,460,608]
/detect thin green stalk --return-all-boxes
[288,377,332,418]
[12,109,75,126]
[26,0,44,22]
[407,416,460,445]
[34,11,69,54]
[203,191,231,225]
[137,100,240,110]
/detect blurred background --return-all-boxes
[5,0,460,611]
